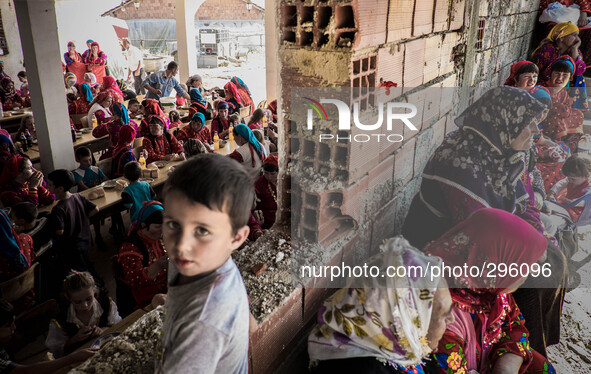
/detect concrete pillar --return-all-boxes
[175,0,204,83]
[265,0,278,101]
[13,0,75,173]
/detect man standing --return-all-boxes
[122,38,145,95]
[143,61,190,101]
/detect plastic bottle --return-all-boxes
[19,133,28,152]
[139,153,146,169]
[228,126,234,142]
[24,130,33,148]
[213,132,220,151]
[92,117,98,129]
[0,101,3,118]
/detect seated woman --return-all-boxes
[100,76,124,105]
[308,237,453,374]
[83,72,100,96]
[0,155,54,208]
[68,83,93,117]
[186,77,214,121]
[15,115,37,145]
[63,41,83,67]
[92,102,137,160]
[504,60,539,89]
[139,98,168,137]
[1,78,25,111]
[83,42,107,67]
[255,155,278,229]
[230,76,254,115]
[531,21,585,86]
[539,56,586,154]
[425,209,554,374]
[117,201,167,311]
[266,99,278,123]
[247,108,265,130]
[111,125,137,178]
[211,102,234,140]
[64,73,78,97]
[87,92,112,127]
[176,112,211,147]
[142,115,185,164]
[228,124,265,181]
[223,81,243,115]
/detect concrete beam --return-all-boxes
[175,0,203,83]
[14,0,75,173]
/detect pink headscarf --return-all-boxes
[102,76,124,96]
[224,81,243,105]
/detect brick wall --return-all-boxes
[110,0,263,20]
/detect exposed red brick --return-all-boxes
[251,262,267,276]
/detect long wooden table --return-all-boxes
[24,132,110,164]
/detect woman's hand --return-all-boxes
[72,326,94,343]
[579,12,589,27]
[162,154,174,161]
[569,37,582,59]
[147,256,168,279]
[491,353,523,374]
[29,170,43,188]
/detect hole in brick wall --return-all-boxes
[353,60,361,75]
[319,165,330,176]
[282,30,296,44]
[303,139,316,158]
[316,33,329,48]
[352,87,361,99]
[304,208,318,227]
[334,144,349,159]
[325,207,340,220]
[335,5,355,29]
[301,6,314,24]
[317,6,332,29]
[335,169,349,180]
[299,30,314,46]
[303,161,314,169]
[360,99,367,111]
[328,192,343,207]
[282,5,297,27]
[367,72,376,86]
[304,228,318,242]
[476,19,485,51]
[319,142,330,161]
[305,193,319,206]
[335,31,356,47]
[292,138,300,154]
[370,55,376,70]
[362,58,368,72]
[336,131,349,144]
[368,93,375,107]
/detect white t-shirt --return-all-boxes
[125,45,143,72]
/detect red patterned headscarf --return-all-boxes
[113,124,136,156]
[102,76,123,96]
[224,82,242,105]
[0,155,25,185]
[504,60,534,86]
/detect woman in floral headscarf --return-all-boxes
[63,42,83,66]
[230,76,254,115]
[64,72,78,97]
[424,209,555,374]
[223,81,243,115]
[111,125,137,178]
[92,102,137,160]
[531,22,586,86]
[100,76,124,104]
[308,237,454,374]
[68,83,93,117]
[83,42,107,66]
[1,78,25,111]
[138,98,168,137]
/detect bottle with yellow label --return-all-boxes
[228,126,234,142]
[92,117,98,129]
[139,153,146,169]
[213,132,220,151]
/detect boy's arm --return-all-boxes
[50,209,65,236]
[149,187,156,200]
[121,191,133,209]
[77,180,89,191]
[82,195,98,217]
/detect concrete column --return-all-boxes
[175,0,204,83]
[13,0,75,173]
[265,0,278,101]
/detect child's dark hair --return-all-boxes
[562,154,591,177]
[169,110,180,123]
[163,153,254,233]
[229,113,240,124]
[550,60,573,75]
[17,71,26,79]
[248,108,265,125]
[0,300,14,326]
[263,163,279,173]
[252,129,263,143]
[124,161,142,182]
[12,202,38,222]
[62,271,96,297]
[47,169,75,191]
[128,98,139,107]
[515,63,539,80]
[75,146,92,161]
[143,209,163,229]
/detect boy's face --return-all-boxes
[163,190,249,279]
[78,156,92,169]
[263,169,278,184]
[516,72,537,89]
[46,179,63,195]
[567,175,588,187]
[129,103,139,113]
[550,71,571,89]
[0,318,16,344]
[69,287,95,314]
[219,108,229,119]
[18,76,26,83]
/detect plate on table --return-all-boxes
[153,160,168,168]
[91,332,120,350]
[101,180,118,189]
[140,177,154,184]
[11,110,26,115]
[80,128,92,134]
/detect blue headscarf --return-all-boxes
[231,76,251,96]
[113,102,130,125]
[0,210,29,272]
[189,87,207,106]
[191,112,205,131]
[130,201,163,231]
[234,123,264,161]
[79,83,94,103]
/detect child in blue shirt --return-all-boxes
[122,161,156,219]
[73,147,107,192]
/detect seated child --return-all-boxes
[11,201,52,255]
[168,110,182,129]
[228,124,265,182]
[255,155,278,230]
[111,125,137,178]
[46,271,121,357]
[0,300,95,372]
[47,169,99,273]
[73,147,107,191]
[0,155,55,208]
[247,108,264,130]
[548,154,591,222]
[142,116,185,164]
[122,161,156,219]
[211,102,233,140]
[117,201,167,311]
[127,98,141,119]
[156,154,251,373]
[176,112,212,146]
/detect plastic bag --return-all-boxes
[539,3,581,24]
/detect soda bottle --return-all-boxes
[228,126,234,142]
[213,132,220,151]
[139,151,147,169]
[92,117,98,129]
[19,133,28,152]
[24,130,33,148]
